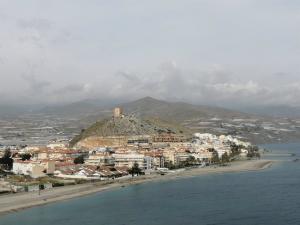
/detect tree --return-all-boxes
[246,145,261,159]
[247,151,261,159]
[0,149,13,170]
[208,148,215,152]
[211,150,220,164]
[164,161,176,170]
[184,156,196,166]
[74,155,85,164]
[256,152,261,159]
[3,149,11,159]
[230,143,240,156]
[221,152,230,163]
[20,153,31,161]
[128,162,142,177]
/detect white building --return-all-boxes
[13,160,55,178]
[112,153,152,170]
[47,143,66,149]
[85,153,115,166]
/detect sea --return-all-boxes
[0,143,300,225]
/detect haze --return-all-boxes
[0,0,299,108]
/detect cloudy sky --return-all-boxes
[0,0,300,107]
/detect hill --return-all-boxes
[70,114,192,147]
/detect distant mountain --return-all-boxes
[0,104,40,118]
[236,105,300,118]
[36,99,119,117]
[38,101,102,117]
[119,97,256,122]
[80,96,260,125]
[3,97,300,120]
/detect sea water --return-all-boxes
[0,143,299,225]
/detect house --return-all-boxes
[12,160,55,178]
[152,134,188,143]
[33,148,87,161]
[13,161,45,178]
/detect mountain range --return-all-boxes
[76,97,263,125]
[1,97,300,144]
[1,97,300,119]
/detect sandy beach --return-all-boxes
[0,159,273,216]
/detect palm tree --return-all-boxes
[221,152,230,163]
[128,162,142,177]
[211,150,220,164]
[0,149,13,170]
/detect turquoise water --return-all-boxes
[1,143,300,225]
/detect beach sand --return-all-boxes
[0,159,273,216]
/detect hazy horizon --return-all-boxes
[1,1,300,108]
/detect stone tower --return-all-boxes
[113,107,123,118]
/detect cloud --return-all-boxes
[21,74,51,93]
[16,18,52,47]
[55,83,92,95]
[2,58,300,107]
[16,17,77,49]
[102,62,300,107]
[0,56,5,64]
[116,71,141,83]
[17,18,52,31]
[0,1,300,108]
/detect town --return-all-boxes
[0,108,260,194]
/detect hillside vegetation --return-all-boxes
[70,115,192,147]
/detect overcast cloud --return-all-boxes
[0,0,299,107]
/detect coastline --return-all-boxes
[0,159,273,216]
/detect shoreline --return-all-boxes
[0,159,273,216]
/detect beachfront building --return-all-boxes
[162,148,191,165]
[191,150,213,162]
[162,149,176,164]
[113,152,152,170]
[85,152,115,166]
[144,152,165,169]
[174,152,191,164]
[12,160,55,178]
[54,165,129,180]
[193,133,235,158]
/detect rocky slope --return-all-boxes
[70,114,192,147]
